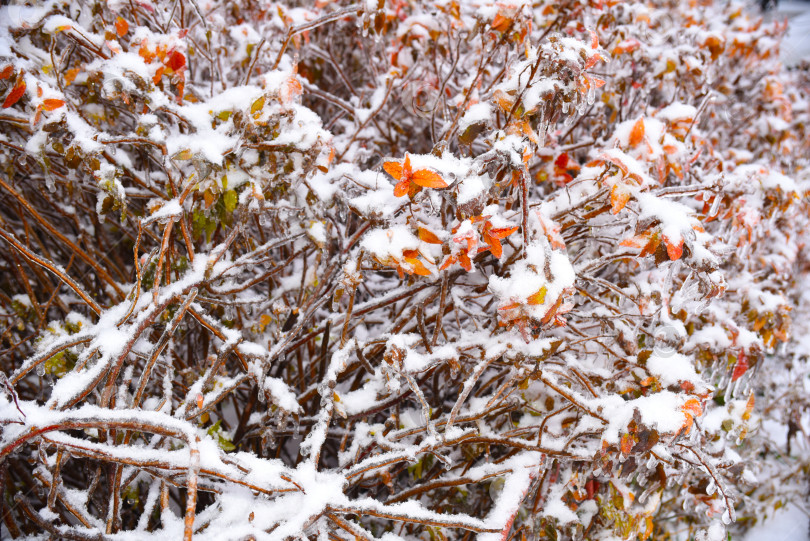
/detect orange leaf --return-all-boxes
[63,68,80,85]
[492,89,513,112]
[115,16,129,37]
[42,98,65,111]
[418,227,442,244]
[488,226,518,240]
[203,189,217,209]
[620,433,634,454]
[152,66,165,84]
[491,12,513,32]
[2,78,26,109]
[610,184,631,214]
[526,286,547,305]
[584,53,602,70]
[629,118,645,147]
[681,398,702,418]
[664,235,683,260]
[485,236,503,259]
[590,76,606,88]
[602,154,629,176]
[0,65,13,80]
[393,178,410,197]
[742,391,755,421]
[404,257,431,276]
[642,517,654,541]
[458,251,472,272]
[383,160,404,181]
[411,169,448,189]
[540,296,564,325]
[620,235,647,249]
[588,29,599,49]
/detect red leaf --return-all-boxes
[731,353,749,381]
[167,50,186,71]
[0,65,13,80]
[2,78,26,109]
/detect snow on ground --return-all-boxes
[742,503,810,541]
[775,1,810,64]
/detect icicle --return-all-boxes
[587,79,597,105]
[708,191,722,218]
[563,111,575,127]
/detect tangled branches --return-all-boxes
[0,1,809,540]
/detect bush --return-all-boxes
[0,0,808,539]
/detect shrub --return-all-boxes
[0,0,808,539]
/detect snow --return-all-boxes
[656,102,697,121]
[2,1,810,539]
[360,226,420,261]
[646,352,702,388]
[778,1,810,65]
[458,102,493,132]
[741,503,810,541]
